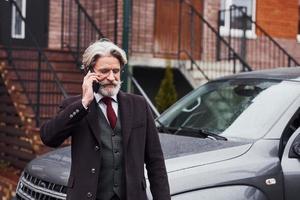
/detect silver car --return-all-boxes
[15,67,300,200]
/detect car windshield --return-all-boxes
[157,78,300,140]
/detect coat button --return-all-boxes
[87,192,92,198]
[91,168,96,174]
[94,145,100,151]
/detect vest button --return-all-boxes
[87,192,92,198]
[91,168,96,174]
[94,145,100,151]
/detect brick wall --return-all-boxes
[48,0,300,67]
[202,0,220,61]
[202,0,300,68]
[48,0,62,49]
[130,0,155,56]
[203,0,220,30]
[48,0,121,49]
[256,0,298,38]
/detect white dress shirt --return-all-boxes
[94,92,118,123]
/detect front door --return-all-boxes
[154,0,203,59]
[0,0,49,47]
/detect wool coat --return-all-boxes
[40,91,170,200]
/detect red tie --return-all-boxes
[101,97,117,129]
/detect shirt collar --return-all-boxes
[94,92,118,103]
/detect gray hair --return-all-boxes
[82,39,127,71]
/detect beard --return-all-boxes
[97,80,122,97]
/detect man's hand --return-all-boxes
[81,71,105,108]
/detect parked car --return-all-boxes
[15,67,300,200]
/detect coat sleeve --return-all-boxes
[40,97,89,148]
[144,100,171,200]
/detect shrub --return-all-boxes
[155,60,178,113]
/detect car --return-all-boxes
[15,67,300,200]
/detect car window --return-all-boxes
[157,79,300,140]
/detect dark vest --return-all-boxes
[96,107,125,200]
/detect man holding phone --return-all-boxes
[40,39,170,200]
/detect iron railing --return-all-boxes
[178,0,251,82]
[5,0,68,126]
[218,5,299,69]
[61,0,119,67]
[60,0,159,116]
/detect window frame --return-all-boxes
[11,0,26,39]
[219,0,257,39]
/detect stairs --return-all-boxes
[0,47,83,126]
[176,2,299,88]
[0,48,77,169]
[178,59,243,87]
[0,62,36,169]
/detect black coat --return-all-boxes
[40,91,170,200]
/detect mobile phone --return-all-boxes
[93,81,100,93]
[86,65,100,93]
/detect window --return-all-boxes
[11,0,26,39]
[219,0,256,38]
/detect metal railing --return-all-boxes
[5,0,68,126]
[178,1,251,82]
[60,0,159,116]
[127,72,160,117]
[218,5,299,69]
[61,0,119,67]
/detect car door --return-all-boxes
[281,127,300,200]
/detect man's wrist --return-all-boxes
[82,99,89,110]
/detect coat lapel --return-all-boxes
[118,91,132,151]
[86,99,102,145]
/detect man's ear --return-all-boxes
[83,65,92,75]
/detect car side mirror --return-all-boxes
[292,142,300,157]
[289,131,300,158]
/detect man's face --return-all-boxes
[93,56,122,96]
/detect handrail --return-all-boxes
[230,5,299,66]
[61,0,106,68]
[75,0,104,38]
[218,5,299,69]
[179,50,210,81]
[62,0,159,116]
[6,0,68,126]
[186,1,252,71]
[8,0,68,98]
[4,46,34,111]
[127,72,160,118]
[178,0,252,82]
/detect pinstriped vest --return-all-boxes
[96,107,125,200]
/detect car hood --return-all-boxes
[25,146,71,186]
[25,134,251,186]
[159,133,252,173]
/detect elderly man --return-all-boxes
[40,39,170,200]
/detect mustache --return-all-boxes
[99,80,122,87]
